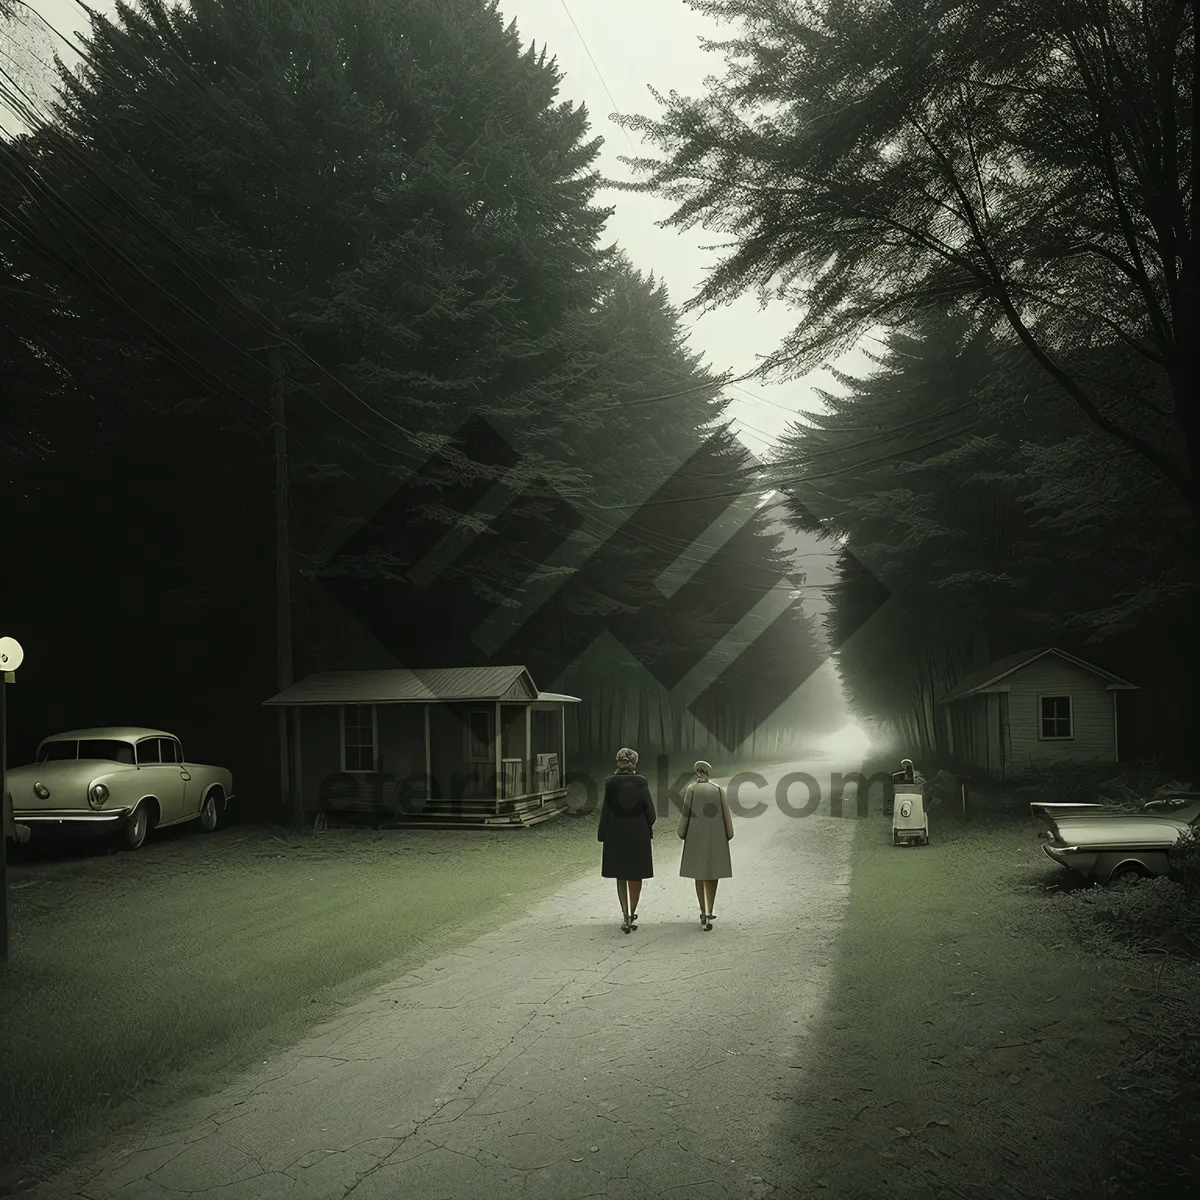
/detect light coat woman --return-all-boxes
[677,760,733,930]
[598,747,655,933]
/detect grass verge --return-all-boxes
[0,751,782,1193]
[773,764,1199,1199]
[0,811,602,1192]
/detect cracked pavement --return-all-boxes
[17,762,857,1200]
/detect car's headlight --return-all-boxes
[34,782,50,799]
[88,783,109,809]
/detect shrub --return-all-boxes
[1168,826,1200,899]
[1097,759,1193,808]
[1016,759,1191,807]
[1059,868,1200,962]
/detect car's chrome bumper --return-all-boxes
[1042,843,1097,875]
[16,808,133,827]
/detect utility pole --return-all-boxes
[1,636,25,966]
[253,334,295,824]
[1,662,9,965]
[271,341,296,824]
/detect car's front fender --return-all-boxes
[89,768,150,815]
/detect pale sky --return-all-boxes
[6,0,873,458]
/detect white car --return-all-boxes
[5,727,234,849]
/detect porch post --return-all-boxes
[525,705,532,799]
[1112,691,1120,762]
[291,706,304,823]
[560,704,566,787]
[494,700,502,811]
[424,704,432,803]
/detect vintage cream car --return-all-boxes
[6,727,234,849]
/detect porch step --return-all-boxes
[379,798,568,830]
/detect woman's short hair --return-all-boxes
[694,760,712,777]
[616,747,639,767]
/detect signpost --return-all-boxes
[0,635,25,965]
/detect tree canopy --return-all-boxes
[612,0,1197,522]
[1,0,831,782]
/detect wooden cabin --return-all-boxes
[937,647,1137,781]
[262,666,581,827]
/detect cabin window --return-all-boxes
[341,704,378,772]
[465,709,494,762]
[1039,696,1073,740]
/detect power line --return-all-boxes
[0,3,760,470]
[558,0,636,154]
[730,381,809,415]
[582,418,989,511]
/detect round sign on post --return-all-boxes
[0,637,22,673]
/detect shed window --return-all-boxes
[1039,696,1073,740]
[342,705,377,772]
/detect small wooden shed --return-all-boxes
[263,666,581,827]
[937,647,1137,780]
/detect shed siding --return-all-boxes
[985,693,1002,776]
[377,704,424,783]
[299,707,341,812]
[1004,659,1115,776]
[949,696,990,774]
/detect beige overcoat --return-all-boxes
[677,779,734,879]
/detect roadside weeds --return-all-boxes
[773,777,1199,1199]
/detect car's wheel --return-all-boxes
[199,788,222,832]
[123,803,150,850]
[1109,864,1147,886]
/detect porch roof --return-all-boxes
[263,665,574,706]
[938,646,1137,705]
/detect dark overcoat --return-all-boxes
[598,771,656,879]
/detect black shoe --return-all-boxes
[621,914,632,934]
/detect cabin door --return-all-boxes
[463,708,495,798]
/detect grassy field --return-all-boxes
[0,753,772,1191]
[0,806,605,1189]
[776,777,1200,1198]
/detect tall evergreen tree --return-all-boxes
[613,0,1197,526]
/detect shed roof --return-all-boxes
[938,647,1137,705]
[263,666,581,706]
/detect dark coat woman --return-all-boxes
[598,747,655,933]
